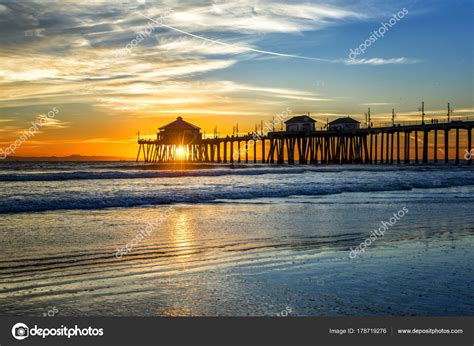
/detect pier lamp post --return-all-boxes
[421,101,425,125]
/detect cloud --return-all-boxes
[361,102,394,106]
[140,11,416,64]
[140,12,332,62]
[156,36,250,56]
[93,79,330,114]
[345,57,419,65]
[0,68,62,82]
[149,109,260,115]
[82,138,130,144]
[0,1,429,133]
[35,115,70,129]
[217,81,330,99]
[148,0,363,34]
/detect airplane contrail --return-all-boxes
[138,12,332,62]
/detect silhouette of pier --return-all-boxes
[137,112,473,165]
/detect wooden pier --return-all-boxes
[137,119,473,165]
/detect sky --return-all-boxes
[0,0,472,158]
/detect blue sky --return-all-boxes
[0,0,472,157]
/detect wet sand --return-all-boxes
[0,184,472,316]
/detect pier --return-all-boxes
[137,114,473,165]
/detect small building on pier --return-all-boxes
[328,117,360,131]
[285,115,317,133]
[157,116,202,144]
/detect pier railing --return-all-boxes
[368,115,473,128]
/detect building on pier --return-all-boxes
[328,117,360,131]
[158,116,202,144]
[285,115,317,133]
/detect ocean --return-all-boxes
[0,162,473,316]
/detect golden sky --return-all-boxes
[0,0,472,158]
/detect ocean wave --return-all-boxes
[0,167,306,182]
[0,174,473,214]
[0,164,470,182]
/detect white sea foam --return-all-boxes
[0,164,472,213]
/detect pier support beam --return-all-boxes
[237,141,241,163]
[390,132,394,163]
[217,142,221,163]
[136,143,142,162]
[406,132,411,163]
[397,131,400,164]
[369,133,373,163]
[455,128,460,164]
[422,130,429,164]
[364,135,370,163]
[310,137,316,164]
[444,130,449,164]
[286,138,295,164]
[277,138,285,164]
[223,141,227,163]
[268,139,275,164]
[415,131,419,164]
[380,131,384,163]
[253,140,257,163]
[245,140,249,163]
[374,133,378,164]
[210,143,215,163]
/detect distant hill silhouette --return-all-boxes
[2,155,132,162]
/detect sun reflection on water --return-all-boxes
[172,212,194,250]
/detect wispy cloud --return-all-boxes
[140,12,332,62]
[218,81,331,100]
[345,58,419,65]
[156,36,250,55]
[82,138,130,144]
[35,116,70,129]
[93,80,330,114]
[361,102,395,106]
[148,1,363,34]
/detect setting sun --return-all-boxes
[176,146,185,159]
